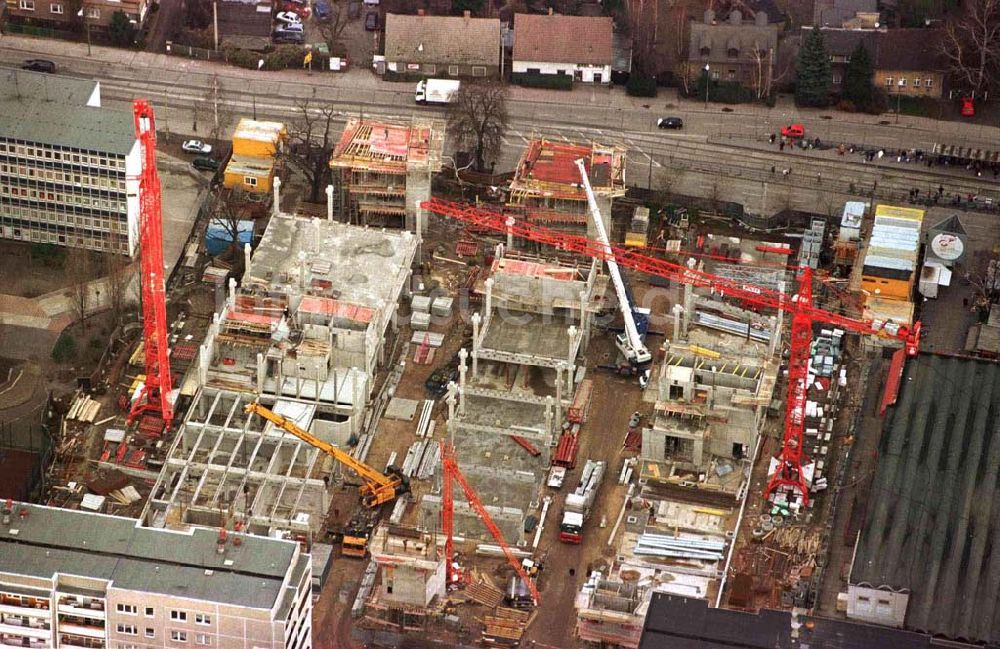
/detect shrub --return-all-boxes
[837,99,857,113]
[626,73,658,97]
[512,72,573,90]
[51,334,77,363]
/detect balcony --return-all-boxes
[56,604,105,620]
[0,621,51,639]
[59,633,106,649]
[56,622,104,639]
[0,603,51,618]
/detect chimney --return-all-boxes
[463,9,470,20]
[704,9,715,23]
[755,10,768,26]
[417,8,424,16]
[548,7,553,15]
[729,9,742,24]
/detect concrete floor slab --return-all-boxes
[384,398,419,421]
[481,315,572,361]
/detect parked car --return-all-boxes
[348,1,361,18]
[275,21,304,32]
[272,29,305,43]
[657,116,683,130]
[275,10,302,24]
[781,123,805,138]
[315,0,331,20]
[22,59,56,73]
[365,11,379,30]
[192,157,220,171]
[182,140,212,154]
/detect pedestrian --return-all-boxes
[816,173,821,183]
[914,188,919,198]
[779,141,785,151]
[769,133,776,144]
[938,185,944,196]
[770,165,776,174]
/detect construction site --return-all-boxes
[8,99,999,649]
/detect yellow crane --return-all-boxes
[245,402,409,508]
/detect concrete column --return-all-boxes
[484,278,494,323]
[227,278,236,310]
[505,216,514,250]
[555,363,564,423]
[471,312,481,376]
[298,251,308,290]
[567,365,574,394]
[325,185,334,221]
[198,345,209,385]
[446,383,457,421]
[495,243,504,260]
[256,353,265,394]
[352,367,363,408]
[243,242,252,275]
[769,315,780,357]
[672,304,684,342]
[578,289,589,352]
[272,177,281,216]
[544,396,554,433]
[567,325,578,365]
[682,283,693,335]
[415,204,423,263]
[458,349,468,408]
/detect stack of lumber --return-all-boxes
[67,393,101,423]
[482,608,531,645]
[466,581,504,609]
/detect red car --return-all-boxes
[781,123,805,138]
[282,1,309,17]
[961,97,975,117]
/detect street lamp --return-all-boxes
[704,64,711,107]
[77,8,91,57]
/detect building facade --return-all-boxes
[687,10,779,94]
[872,29,946,98]
[4,0,150,34]
[0,69,140,255]
[512,14,614,85]
[0,501,312,649]
[382,12,501,80]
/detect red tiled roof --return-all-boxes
[513,14,613,66]
[298,296,375,324]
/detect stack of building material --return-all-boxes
[202,265,229,285]
[416,400,434,437]
[352,561,378,617]
[431,296,453,317]
[411,312,431,331]
[410,331,445,347]
[482,608,531,646]
[411,295,432,313]
[67,393,102,423]
[632,533,726,561]
[467,580,504,608]
[809,330,843,378]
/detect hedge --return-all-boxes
[626,73,657,97]
[512,72,573,90]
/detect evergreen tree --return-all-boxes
[844,42,874,109]
[795,29,833,107]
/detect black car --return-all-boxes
[657,116,683,130]
[22,59,56,73]
[192,157,220,171]
[272,29,304,44]
[364,11,379,30]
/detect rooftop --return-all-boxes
[0,501,299,610]
[244,213,417,323]
[509,139,626,202]
[0,68,135,155]
[233,118,287,144]
[512,14,613,66]
[851,354,1000,643]
[384,13,501,67]
[872,28,946,71]
[329,118,443,174]
[639,593,946,648]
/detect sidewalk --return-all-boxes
[3,32,996,144]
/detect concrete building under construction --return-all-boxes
[507,139,626,238]
[329,118,443,231]
[419,245,606,543]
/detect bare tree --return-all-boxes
[317,4,353,57]
[940,0,1000,96]
[104,254,134,329]
[286,99,338,203]
[65,248,93,334]
[447,80,508,173]
[207,187,252,269]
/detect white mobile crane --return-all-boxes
[575,158,652,367]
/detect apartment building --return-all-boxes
[0,501,312,649]
[4,0,151,34]
[0,68,140,255]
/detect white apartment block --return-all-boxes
[0,67,140,256]
[0,501,312,649]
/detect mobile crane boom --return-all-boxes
[245,403,408,508]
[575,159,652,366]
[421,198,921,506]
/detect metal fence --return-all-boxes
[165,41,227,62]
[5,22,79,41]
[0,401,54,503]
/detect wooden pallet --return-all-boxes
[466,581,504,609]
[483,608,530,643]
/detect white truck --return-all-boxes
[415,79,460,105]
[559,459,606,544]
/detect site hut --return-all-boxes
[506,139,626,241]
[328,118,443,232]
[418,244,604,544]
[0,501,312,649]
[223,118,288,194]
[0,68,140,255]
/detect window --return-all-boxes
[424,64,436,74]
[885,76,893,87]
[117,624,138,635]
[832,73,842,85]
[913,78,921,87]
[195,614,211,625]
[700,46,710,56]
[171,630,187,642]
[50,3,62,12]
[145,629,155,638]
[727,47,739,58]
[472,66,486,77]
[448,65,458,75]
[170,610,187,622]
[18,0,34,10]
[898,78,906,87]
[117,604,138,615]
[243,176,258,187]
[925,78,933,88]
[195,634,211,646]
[85,6,99,18]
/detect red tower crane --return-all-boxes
[440,441,541,605]
[126,100,174,432]
[422,198,921,506]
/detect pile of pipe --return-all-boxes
[633,533,726,561]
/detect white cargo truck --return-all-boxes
[559,459,606,544]
[415,79,460,105]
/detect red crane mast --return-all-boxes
[440,441,540,605]
[126,100,174,432]
[422,198,921,506]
